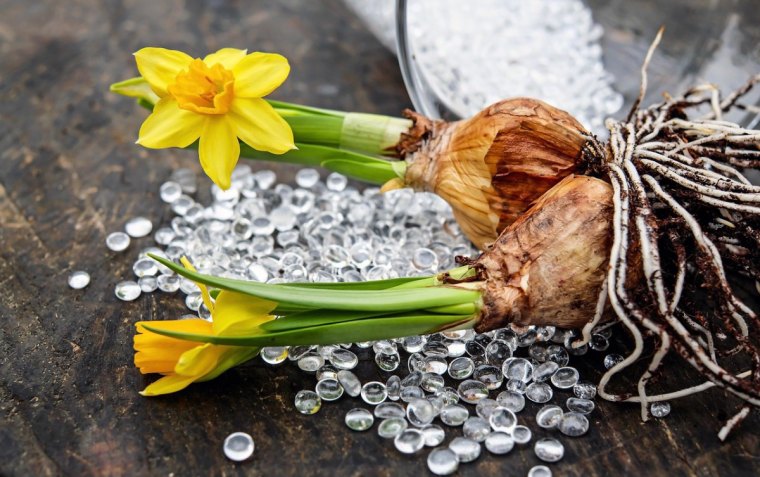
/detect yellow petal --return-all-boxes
[212,291,276,336]
[203,48,248,70]
[229,97,295,154]
[140,373,198,396]
[137,97,204,149]
[198,117,240,190]
[179,257,214,313]
[232,52,290,98]
[134,47,193,97]
[174,343,222,377]
[134,319,213,374]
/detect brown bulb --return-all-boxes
[397,98,590,249]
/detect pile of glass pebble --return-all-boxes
[345,0,623,134]
[84,165,672,473]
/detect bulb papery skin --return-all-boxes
[474,175,613,331]
[401,98,589,250]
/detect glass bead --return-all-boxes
[114,280,140,301]
[260,347,288,365]
[345,408,374,431]
[439,404,469,426]
[528,465,553,477]
[463,416,491,442]
[106,231,130,252]
[407,398,436,427]
[427,448,459,476]
[156,274,180,293]
[526,382,554,403]
[326,172,347,192]
[512,425,532,444]
[125,217,153,238]
[68,271,90,289]
[400,386,425,403]
[567,397,595,414]
[223,432,254,462]
[297,353,324,372]
[650,402,671,418]
[551,367,580,389]
[475,398,499,420]
[132,258,158,278]
[420,373,445,393]
[496,391,525,413]
[532,361,560,382]
[159,181,182,203]
[604,353,625,369]
[485,432,514,455]
[295,168,320,188]
[502,358,533,382]
[330,348,358,370]
[485,340,513,365]
[536,405,564,429]
[375,402,406,419]
[573,381,597,400]
[394,429,425,454]
[422,425,445,447]
[337,370,362,397]
[361,381,387,405]
[559,411,589,436]
[315,378,343,401]
[375,351,400,372]
[138,276,157,293]
[457,379,489,404]
[294,390,321,415]
[378,418,407,439]
[386,375,401,401]
[448,437,481,463]
[423,356,448,375]
[473,364,503,390]
[448,356,475,380]
[534,438,564,462]
[489,408,517,433]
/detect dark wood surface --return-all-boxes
[1,1,759,476]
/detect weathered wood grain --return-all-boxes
[0,1,758,476]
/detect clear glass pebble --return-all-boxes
[378,418,408,439]
[154,227,175,245]
[138,276,157,293]
[489,408,517,433]
[295,168,320,188]
[496,390,525,413]
[506,379,527,394]
[551,367,580,389]
[423,356,448,375]
[125,217,153,238]
[439,404,469,426]
[386,375,401,401]
[407,398,436,427]
[297,353,324,372]
[330,348,358,370]
[361,381,388,405]
[457,379,489,404]
[223,432,254,462]
[573,381,597,400]
[528,465,553,477]
[526,382,553,403]
[261,347,288,364]
[394,429,425,454]
[567,397,595,414]
[375,351,401,372]
[503,358,533,382]
[400,385,425,403]
[420,373,445,393]
[511,425,532,444]
[185,292,203,311]
[132,258,158,278]
[427,448,459,476]
[559,411,589,437]
[336,370,362,397]
[536,405,564,429]
[345,408,374,431]
[412,247,438,270]
[436,387,460,406]
[534,438,564,462]
[485,432,514,455]
[463,416,491,442]
[326,172,347,192]
[532,361,560,382]
[448,437,481,463]
[485,340,513,366]
[650,402,671,418]
[473,365,503,390]
[475,398,499,419]
[604,353,625,369]
[156,274,180,293]
[374,402,406,419]
[422,425,445,447]
[294,390,321,415]
[106,231,130,252]
[114,280,141,301]
[315,378,343,401]
[68,271,90,289]
[159,181,182,203]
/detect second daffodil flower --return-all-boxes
[134,47,296,190]
[133,258,276,396]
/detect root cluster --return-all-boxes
[578,30,760,438]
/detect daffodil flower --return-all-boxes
[133,47,296,190]
[133,258,276,396]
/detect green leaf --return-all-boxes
[259,309,391,332]
[320,159,399,184]
[143,313,477,347]
[150,254,480,312]
[280,275,435,290]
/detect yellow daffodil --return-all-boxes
[134,47,296,190]
[134,258,276,396]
